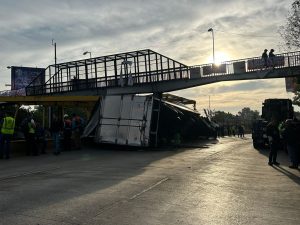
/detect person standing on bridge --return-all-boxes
[268,49,276,68]
[261,49,268,68]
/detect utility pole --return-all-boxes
[208,28,215,64]
[52,39,57,75]
[50,39,57,129]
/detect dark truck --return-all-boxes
[252,99,294,148]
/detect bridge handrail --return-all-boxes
[188,51,300,78]
[24,50,300,96]
[190,50,300,68]
[25,67,190,96]
[25,49,190,96]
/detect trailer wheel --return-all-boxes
[253,141,259,149]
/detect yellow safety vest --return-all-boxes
[28,121,35,134]
[1,116,15,135]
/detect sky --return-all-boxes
[0,0,298,114]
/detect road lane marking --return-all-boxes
[0,167,60,182]
[129,177,169,200]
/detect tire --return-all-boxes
[253,141,259,149]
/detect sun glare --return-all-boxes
[207,51,230,65]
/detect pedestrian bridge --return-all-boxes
[5,49,300,97]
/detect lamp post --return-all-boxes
[83,51,92,77]
[83,51,92,59]
[208,28,215,64]
[52,40,57,75]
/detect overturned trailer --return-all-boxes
[83,94,217,147]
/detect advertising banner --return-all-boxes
[11,66,45,90]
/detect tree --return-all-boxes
[238,107,260,121]
[280,1,300,49]
[238,107,260,132]
[210,107,260,134]
[280,1,300,106]
[211,110,236,125]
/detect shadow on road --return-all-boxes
[272,165,300,186]
[253,145,300,185]
[0,137,220,218]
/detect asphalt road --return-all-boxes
[0,136,299,225]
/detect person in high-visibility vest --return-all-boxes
[27,116,37,156]
[0,112,15,159]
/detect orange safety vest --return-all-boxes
[1,116,15,135]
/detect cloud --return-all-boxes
[0,0,297,114]
[171,79,297,114]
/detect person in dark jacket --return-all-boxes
[266,117,280,166]
[282,119,299,169]
[72,113,84,150]
[262,49,268,68]
[63,114,72,151]
[36,122,47,154]
[268,49,276,68]
[50,115,63,155]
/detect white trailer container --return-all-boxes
[83,94,153,147]
[83,94,217,147]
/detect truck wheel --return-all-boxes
[253,141,259,149]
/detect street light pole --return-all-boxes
[52,40,57,75]
[83,51,92,77]
[83,51,91,59]
[208,28,215,64]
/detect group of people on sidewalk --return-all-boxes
[0,112,84,160]
[266,116,300,169]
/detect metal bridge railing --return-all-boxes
[25,68,189,96]
[25,49,190,96]
[190,51,300,78]
[23,50,300,96]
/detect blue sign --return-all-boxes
[11,66,45,90]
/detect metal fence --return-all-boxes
[14,50,300,97]
[190,51,300,78]
[26,49,189,96]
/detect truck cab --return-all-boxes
[252,99,294,149]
